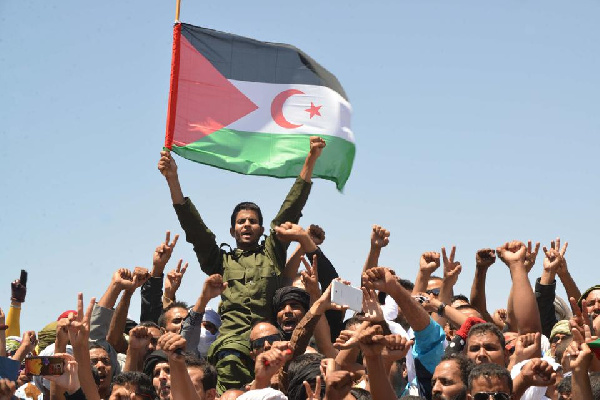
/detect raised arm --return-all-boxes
[299,136,326,183]
[497,241,542,334]
[364,267,430,332]
[358,325,399,400]
[551,238,581,304]
[412,252,440,295]
[362,225,390,274]
[469,248,496,322]
[67,293,100,400]
[142,231,179,323]
[164,260,188,307]
[158,150,184,205]
[159,333,201,400]
[107,267,149,353]
[6,271,27,338]
[181,274,227,355]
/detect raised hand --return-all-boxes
[43,353,81,394]
[128,326,151,352]
[0,378,16,400]
[11,270,27,303]
[324,370,354,400]
[303,375,322,400]
[130,267,150,292]
[67,293,96,348]
[362,267,397,293]
[370,225,390,249]
[0,308,6,331]
[158,150,178,180]
[496,241,527,269]
[56,317,71,350]
[255,347,293,382]
[543,237,568,274]
[419,252,441,275]
[201,274,228,301]
[357,324,385,357]
[313,279,348,316]
[308,224,326,246]
[519,358,557,387]
[152,231,179,274]
[476,249,496,269]
[513,332,541,362]
[359,288,384,323]
[164,260,188,300]
[308,136,326,159]
[20,330,37,355]
[379,335,414,361]
[158,332,186,362]
[492,309,508,330]
[565,339,594,373]
[110,268,137,291]
[523,240,541,273]
[275,222,307,243]
[301,255,320,299]
[442,246,462,286]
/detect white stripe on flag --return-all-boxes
[227,80,354,143]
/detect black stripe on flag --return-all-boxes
[180,23,349,101]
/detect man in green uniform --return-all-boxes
[157,137,325,394]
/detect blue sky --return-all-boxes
[1,1,599,331]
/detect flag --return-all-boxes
[164,23,355,190]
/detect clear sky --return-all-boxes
[1,1,599,332]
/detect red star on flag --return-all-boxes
[305,102,322,119]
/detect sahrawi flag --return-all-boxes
[164,23,355,190]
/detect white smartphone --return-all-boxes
[331,280,363,312]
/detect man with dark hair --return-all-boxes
[158,302,189,334]
[110,371,157,400]
[184,354,217,400]
[158,137,326,393]
[465,323,508,367]
[467,363,512,400]
[272,286,310,340]
[431,353,473,400]
[143,350,171,400]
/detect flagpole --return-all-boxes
[175,0,181,22]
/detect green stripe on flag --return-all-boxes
[171,129,355,191]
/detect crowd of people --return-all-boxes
[2,136,600,400]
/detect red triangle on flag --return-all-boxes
[172,36,258,146]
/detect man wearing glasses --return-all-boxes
[467,363,513,400]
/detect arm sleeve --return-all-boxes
[535,277,558,338]
[180,310,204,357]
[5,305,20,337]
[64,388,87,400]
[411,319,446,400]
[277,311,321,393]
[140,276,164,324]
[173,198,224,276]
[305,248,343,342]
[89,305,121,375]
[265,177,312,273]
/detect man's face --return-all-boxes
[466,332,508,367]
[90,347,112,392]
[431,360,467,400]
[585,290,600,321]
[148,327,162,354]
[165,307,188,333]
[467,375,512,400]
[230,209,264,250]
[153,362,171,400]
[187,367,215,400]
[249,322,282,358]
[276,300,306,336]
[427,279,442,297]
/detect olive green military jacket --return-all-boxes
[173,177,312,356]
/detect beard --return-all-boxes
[432,388,467,400]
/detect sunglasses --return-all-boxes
[473,392,510,400]
[426,288,440,296]
[250,333,282,350]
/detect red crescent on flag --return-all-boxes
[271,89,304,129]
